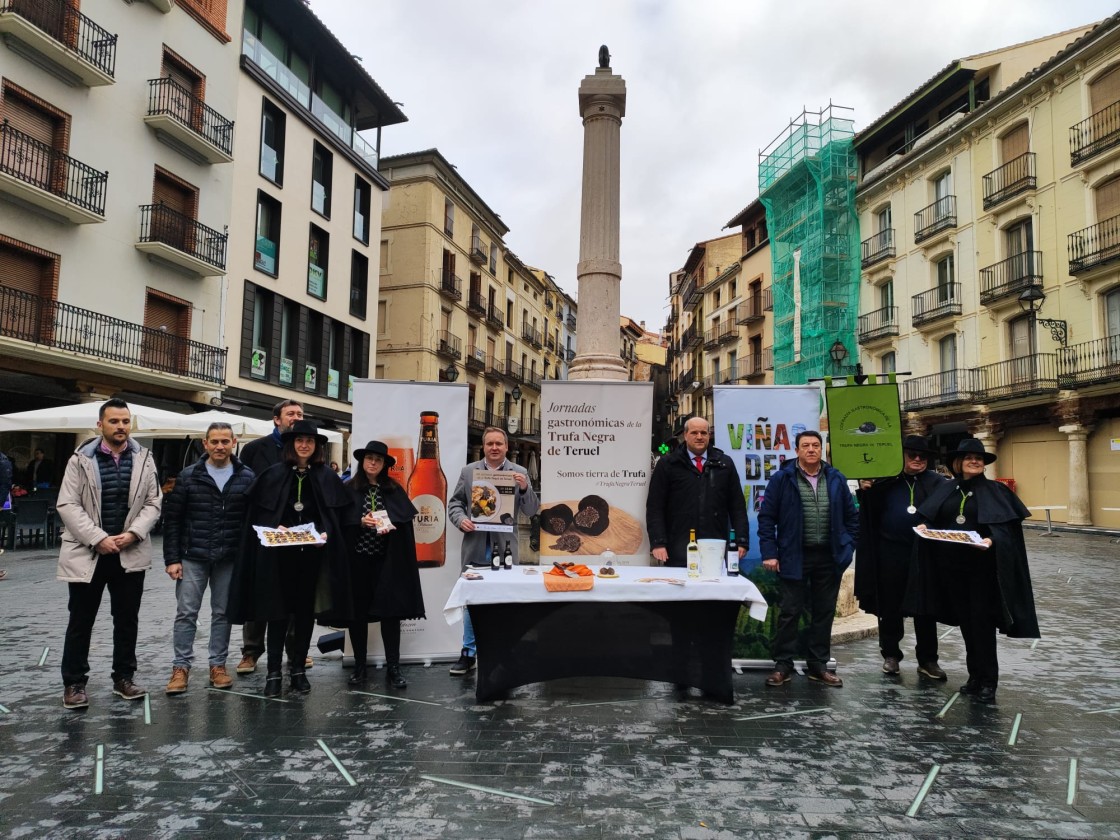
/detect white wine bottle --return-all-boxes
[686,528,700,579]
[726,529,740,576]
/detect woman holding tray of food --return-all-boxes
[343,440,425,689]
[230,420,355,698]
[906,438,1039,704]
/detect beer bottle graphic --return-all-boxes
[407,411,447,567]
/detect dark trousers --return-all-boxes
[876,539,938,662]
[242,620,298,662]
[772,546,840,672]
[953,556,1001,688]
[61,554,145,686]
[348,620,401,666]
[264,550,322,674]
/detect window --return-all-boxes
[1005,219,1034,280]
[308,225,329,299]
[880,352,896,374]
[444,197,454,237]
[353,176,371,243]
[379,240,389,273]
[876,205,892,233]
[879,279,894,309]
[142,289,190,373]
[1108,287,1120,337]
[938,334,957,395]
[730,279,737,299]
[377,300,387,336]
[279,300,299,385]
[1,81,69,188]
[305,311,323,392]
[328,320,344,398]
[489,242,497,274]
[1009,314,1035,359]
[1001,122,1029,163]
[254,191,281,275]
[150,168,198,251]
[259,99,285,184]
[506,298,513,326]
[311,142,332,217]
[936,254,954,291]
[1094,175,1120,223]
[249,285,274,379]
[350,251,368,319]
[934,170,952,203]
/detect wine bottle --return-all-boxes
[490,540,500,571]
[686,528,700,579]
[407,411,447,568]
[502,539,513,570]
[726,529,740,576]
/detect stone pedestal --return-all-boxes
[570,56,627,382]
[1060,423,1092,525]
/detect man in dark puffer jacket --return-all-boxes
[162,422,254,694]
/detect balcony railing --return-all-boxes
[681,276,701,311]
[1058,335,1120,389]
[861,228,894,268]
[439,269,463,300]
[677,367,695,391]
[145,77,234,159]
[505,360,525,383]
[545,335,556,352]
[436,330,462,360]
[735,355,763,380]
[485,304,504,330]
[522,325,542,348]
[762,287,773,311]
[469,236,486,264]
[0,0,117,82]
[566,313,576,330]
[484,355,504,380]
[544,293,553,310]
[0,285,225,383]
[565,347,575,363]
[469,408,506,432]
[979,251,1042,306]
[977,354,1058,401]
[736,294,764,325]
[982,152,1036,210]
[138,203,227,270]
[901,369,982,411]
[1068,215,1120,274]
[0,121,107,218]
[912,283,962,327]
[913,196,956,242]
[703,326,722,349]
[857,305,898,343]
[523,369,542,390]
[465,346,485,371]
[681,324,701,350]
[467,290,486,316]
[1070,101,1120,166]
[763,346,773,370]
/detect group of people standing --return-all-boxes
[57,398,426,709]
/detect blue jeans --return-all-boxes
[172,559,234,669]
[462,607,476,656]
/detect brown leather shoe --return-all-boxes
[165,667,189,695]
[209,665,232,689]
[882,657,900,675]
[765,669,792,687]
[63,684,89,709]
[235,654,258,675]
[808,670,843,687]
[918,661,947,680]
[113,678,148,700]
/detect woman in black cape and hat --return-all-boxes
[343,440,426,689]
[906,437,1040,704]
[230,420,357,697]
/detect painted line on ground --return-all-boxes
[420,774,554,805]
[736,707,829,722]
[1067,576,1073,584]
[93,744,104,795]
[316,739,357,787]
[0,703,10,714]
[1085,706,1120,715]
[348,689,443,707]
[1030,639,1040,650]
[906,764,941,817]
[143,694,152,725]
[1067,758,1079,805]
[208,687,289,703]
[36,647,49,667]
[934,693,960,720]
[1008,713,1022,746]
[939,627,957,640]
[568,698,644,708]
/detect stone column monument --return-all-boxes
[570,46,627,382]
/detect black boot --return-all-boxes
[387,664,407,689]
[348,664,367,686]
[290,671,311,693]
[263,671,283,698]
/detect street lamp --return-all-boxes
[829,340,848,369]
[1017,284,1045,314]
[511,384,522,402]
[443,362,459,382]
[668,397,679,413]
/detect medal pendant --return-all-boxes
[294,501,304,512]
[906,505,917,514]
[955,515,966,525]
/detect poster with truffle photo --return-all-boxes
[539,380,653,565]
[470,469,516,532]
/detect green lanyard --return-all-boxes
[906,480,916,513]
[956,488,972,524]
[368,488,378,512]
[294,470,307,512]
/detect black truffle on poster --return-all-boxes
[573,495,610,536]
[550,533,582,552]
[540,504,575,535]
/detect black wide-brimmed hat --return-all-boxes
[901,435,938,456]
[352,439,395,469]
[280,419,328,447]
[947,437,997,464]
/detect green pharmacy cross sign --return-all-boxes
[658,442,671,455]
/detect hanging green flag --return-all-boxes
[824,380,903,479]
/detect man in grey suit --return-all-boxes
[446,426,539,675]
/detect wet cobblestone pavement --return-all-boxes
[0,532,1117,839]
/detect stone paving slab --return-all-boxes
[0,531,1118,839]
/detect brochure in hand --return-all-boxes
[470,469,517,533]
[253,522,326,547]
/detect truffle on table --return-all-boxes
[573,495,610,536]
[540,504,575,535]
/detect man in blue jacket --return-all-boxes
[758,430,858,687]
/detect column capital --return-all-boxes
[1058,423,1092,439]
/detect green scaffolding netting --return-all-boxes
[759,106,860,385]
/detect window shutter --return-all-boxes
[0,247,47,295]
[1001,123,1029,162]
[1090,65,1120,113]
[2,95,55,146]
[1094,176,1120,222]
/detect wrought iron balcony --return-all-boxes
[912,283,962,328]
[735,355,763,380]
[485,304,504,331]
[1070,101,1120,166]
[1068,215,1120,274]
[522,325,542,348]
[465,346,485,371]
[681,324,701,350]
[913,196,956,242]
[861,228,894,268]
[736,294,764,325]
[484,355,504,380]
[677,366,695,391]
[523,368,542,390]
[566,313,576,330]
[762,287,773,312]
[436,330,462,360]
[0,0,117,86]
[565,347,575,363]
[468,408,506,432]
[439,269,463,300]
[136,204,227,275]
[901,369,982,411]
[144,78,234,164]
[467,290,486,317]
[1058,335,1120,389]
[0,121,107,222]
[0,284,225,384]
[763,346,773,370]
[857,305,898,344]
[982,152,1035,210]
[702,326,722,349]
[976,354,1058,401]
[505,360,526,383]
[545,334,556,352]
[544,292,553,310]
[681,276,701,311]
[469,236,486,264]
[979,251,1042,306]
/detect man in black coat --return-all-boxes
[234,399,303,674]
[855,435,948,680]
[646,416,748,567]
[162,423,254,695]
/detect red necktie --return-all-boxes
[694,455,703,473]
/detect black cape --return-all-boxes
[904,476,1040,639]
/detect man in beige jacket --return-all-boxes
[56,399,162,710]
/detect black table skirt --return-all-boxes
[468,599,741,704]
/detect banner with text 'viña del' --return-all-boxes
[823,378,903,480]
[540,381,653,565]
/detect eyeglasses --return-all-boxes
[904,451,928,460]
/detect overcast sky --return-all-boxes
[310,0,1117,331]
